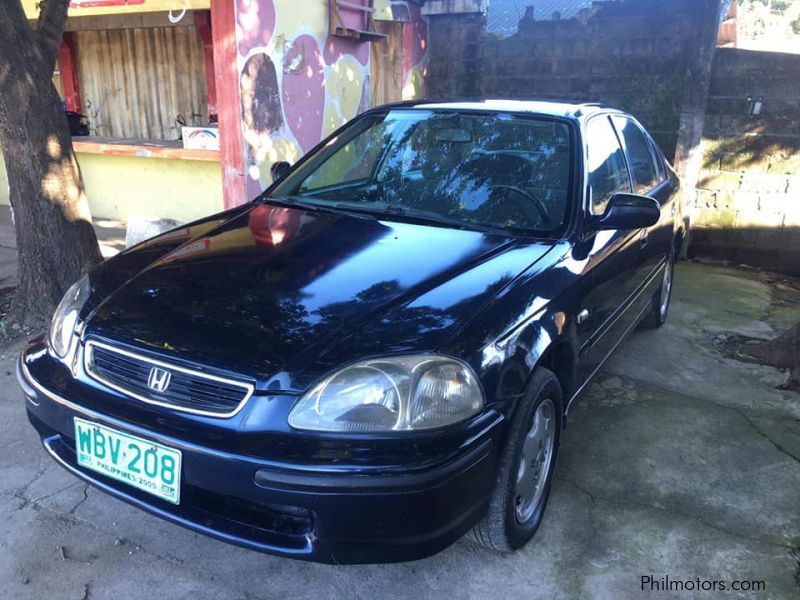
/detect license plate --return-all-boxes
[73,418,182,504]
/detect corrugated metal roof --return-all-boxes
[486,0,595,36]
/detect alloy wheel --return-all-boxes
[660,255,673,318]
[514,398,556,523]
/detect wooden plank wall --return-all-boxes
[75,26,208,140]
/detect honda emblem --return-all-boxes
[147,367,172,393]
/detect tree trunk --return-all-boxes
[0,0,102,328]
[750,322,800,390]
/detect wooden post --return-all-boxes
[58,32,81,112]
[210,0,246,209]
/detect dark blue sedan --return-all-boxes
[18,100,681,563]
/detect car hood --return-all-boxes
[85,203,555,391]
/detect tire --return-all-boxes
[470,367,563,553]
[641,247,675,329]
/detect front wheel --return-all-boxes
[470,368,562,552]
[641,250,674,329]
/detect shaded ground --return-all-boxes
[0,262,798,599]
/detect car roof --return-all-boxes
[377,99,624,120]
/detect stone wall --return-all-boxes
[690,48,800,275]
[426,0,707,160]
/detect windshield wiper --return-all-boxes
[256,195,321,210]
[260,197,513,236]
[257,195,378,220]
[335,203,508,235]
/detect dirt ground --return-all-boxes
[0,261,799,600]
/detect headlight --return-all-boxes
[288,355,484,432]
[49,275,91,358]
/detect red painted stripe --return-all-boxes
[211,0,246,208]
[58,33,81,112]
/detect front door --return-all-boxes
[578,115,646,382]
[611,116,673,287]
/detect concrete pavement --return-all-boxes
[0,262,798,599]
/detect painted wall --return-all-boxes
[77,153,223,222]
[234,0,428,200]
[0,151,223,223]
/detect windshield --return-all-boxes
[270,109,574,234]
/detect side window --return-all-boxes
[613,116,658,195]
[586,116,631,215]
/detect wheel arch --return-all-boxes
[534,337,576,414]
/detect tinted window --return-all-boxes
[613,116,658,194]
[586,116,630,215]
[274,110,573,234]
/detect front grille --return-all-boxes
[84,340,254,417]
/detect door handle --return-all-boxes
[639,229,649,248]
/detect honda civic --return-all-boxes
[19,100,681,563]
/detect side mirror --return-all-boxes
[595,193,660,231]
[270,161,291,182]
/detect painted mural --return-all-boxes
[235,0,428,198]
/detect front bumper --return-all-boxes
[18,348,500,564]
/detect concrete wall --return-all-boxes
[0,151,223,223]
[426,0,706,160]
[690,48,800,275]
